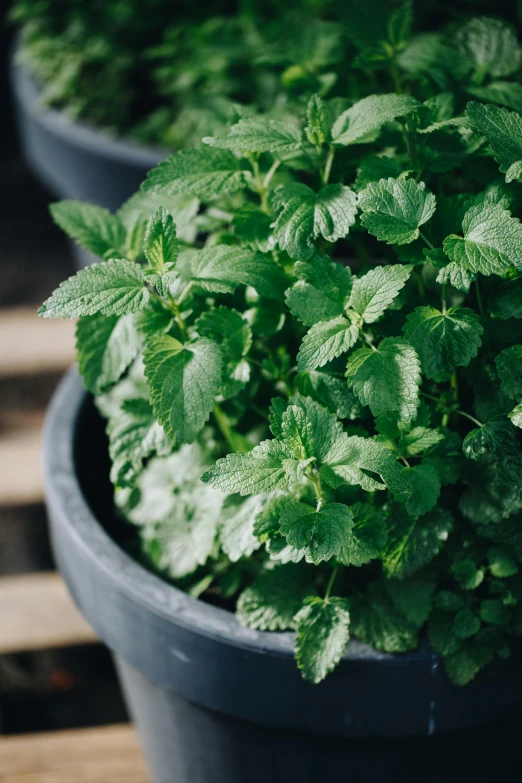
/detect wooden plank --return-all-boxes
[0,724,149,782]
[0,573,98,655]
[0,308,75,377]
[0,429,43,506]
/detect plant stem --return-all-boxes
[322,146,335,186]
[263,159,281,189]
[456,410,483,428]
[177,280,194,306]
[324,568,338,602]
[213,403,237,452]
[400,456,411,468]
[475,278,485,319]
[441,283,447,315]
[362,332,378,352]
[251,158,270,214]
[419,231,435,250]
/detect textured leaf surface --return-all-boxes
[236,566,314,631]
[39,259,148,318]
[273,184,357,260]
[443,204,522,276]
[346,338,421,426]
[201,439,297,495]
[350,582,418,652]
[50,201,125,258]
[359,178,436,245]
[489,277,522,319]
[349,264,412,323]
[285,257,352,326]
[457,17,521,79]
[279,501,354,564]
[321,434,410,494]
[76,313,141,395]
[384,508,453,578]
[295,597,351,683]
[205,119,302,154]
[332,94,419,146]
[466,102,522,180]
[191,246,287,299]
[403,306,483,382]
[297,315,360,371]
[219,497,264,562]
[142,149,247,200]
[144,207,179,273]
[385,570,436,627]
[495,346,522,401]
[144,335,222,443]
[338,502,388,566]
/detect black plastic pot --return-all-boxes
[10,53,167,268]
[44,369,522,783]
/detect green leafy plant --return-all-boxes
[40,5,522,685]
[10,0,344,148]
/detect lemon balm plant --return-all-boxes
[39,7,522,687]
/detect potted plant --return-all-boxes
[9,0,342,214]
[40,5,522,782]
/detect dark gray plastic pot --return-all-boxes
[43,368,522,783]
[10,52,167,268]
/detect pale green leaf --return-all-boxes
[144,335,222,444]
[50,200,125,258]
[219,497,264,562]
[142,148,248,200]
[201,439,298,495]
[295,597,351,684]
[297,314,360,371]
[279,501,354,564]
[236,565,315,631]
[346,337,421,427]
[457,17,521,79]
[332,94,419,146]
[38,259,148,318]
[349,263,412,323]
[358,178,436,245]
[204,119,302,154]
[398,426,444,457]
[144,206,179,273]
[76,313,142,395]
[320,433,410,494]
[285,257,353,326]
[191,245,287,299]
[466,102,522,181]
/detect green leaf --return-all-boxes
[359,178,436,245]
[201,439,298,495]
[219,497,264,562]
[480,599,510,625]
[444,636,495,686]
[38,259,148,318]
[280,405,315,461]
[349,264,412,323]
[462,418,517,461]
[142,148,248,200]
[332,94,419,146]
[76,313,141,395]
[204,119,302,154]
[453,609,480,640]
[385,569,435,627]
[305,94,330,146]
[232,205,272,250]
[350,581,418,653]
[403,306,483,382]
[489,276,522,319]
[321,433,410,494]
[452,560,484,590]
[488,545,518,577]
[144,206,178,273]
[196,307,252,396]
[509,404,522,428]
[279,501,354,564]
[346,337,421,427]
[468,81,522,113]
[466,102,522,182]
[285,257,353,326]
[436,262,476,293]
[297,314,361,372]
[428,610,461,656]
[236,565,315,631]
[144,335,222,444]
[405,463,441,518]
[107,397,172,487]
[295,597,351,684]
[191,245,287,299]
[272,183,357,261]
[457,17,521,79]
[387,1,413,49]
[495,346,522,401]
[398,426,444,457]
[354,155,402,192]
[296,370,363,421]
[384,508,453,579]
[338,502,388,566]
[292,397,345,463]
[50,201,125,258]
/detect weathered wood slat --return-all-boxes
[0,308,75,377]
[0,573,97,655]
[0,429,43,506]
[0,724,148,781]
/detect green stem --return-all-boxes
[213,403,236,452]
[400,456,411,468]
[251,158,270,214]
[441,283,447,315]
[456,410,483,428]
[177,280,194,306]
[419,231,435,250]
[475,279,485,319]
[362,331,378,352]
[263,159,281,189]
[324,568,338,602]
[322,146,335,186]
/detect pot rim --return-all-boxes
[10,41,170,170]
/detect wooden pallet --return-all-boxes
[0,308,150,781]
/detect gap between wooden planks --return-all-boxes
[0,307,75,377]
[0,724,149,782]
[0,572,97,655]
